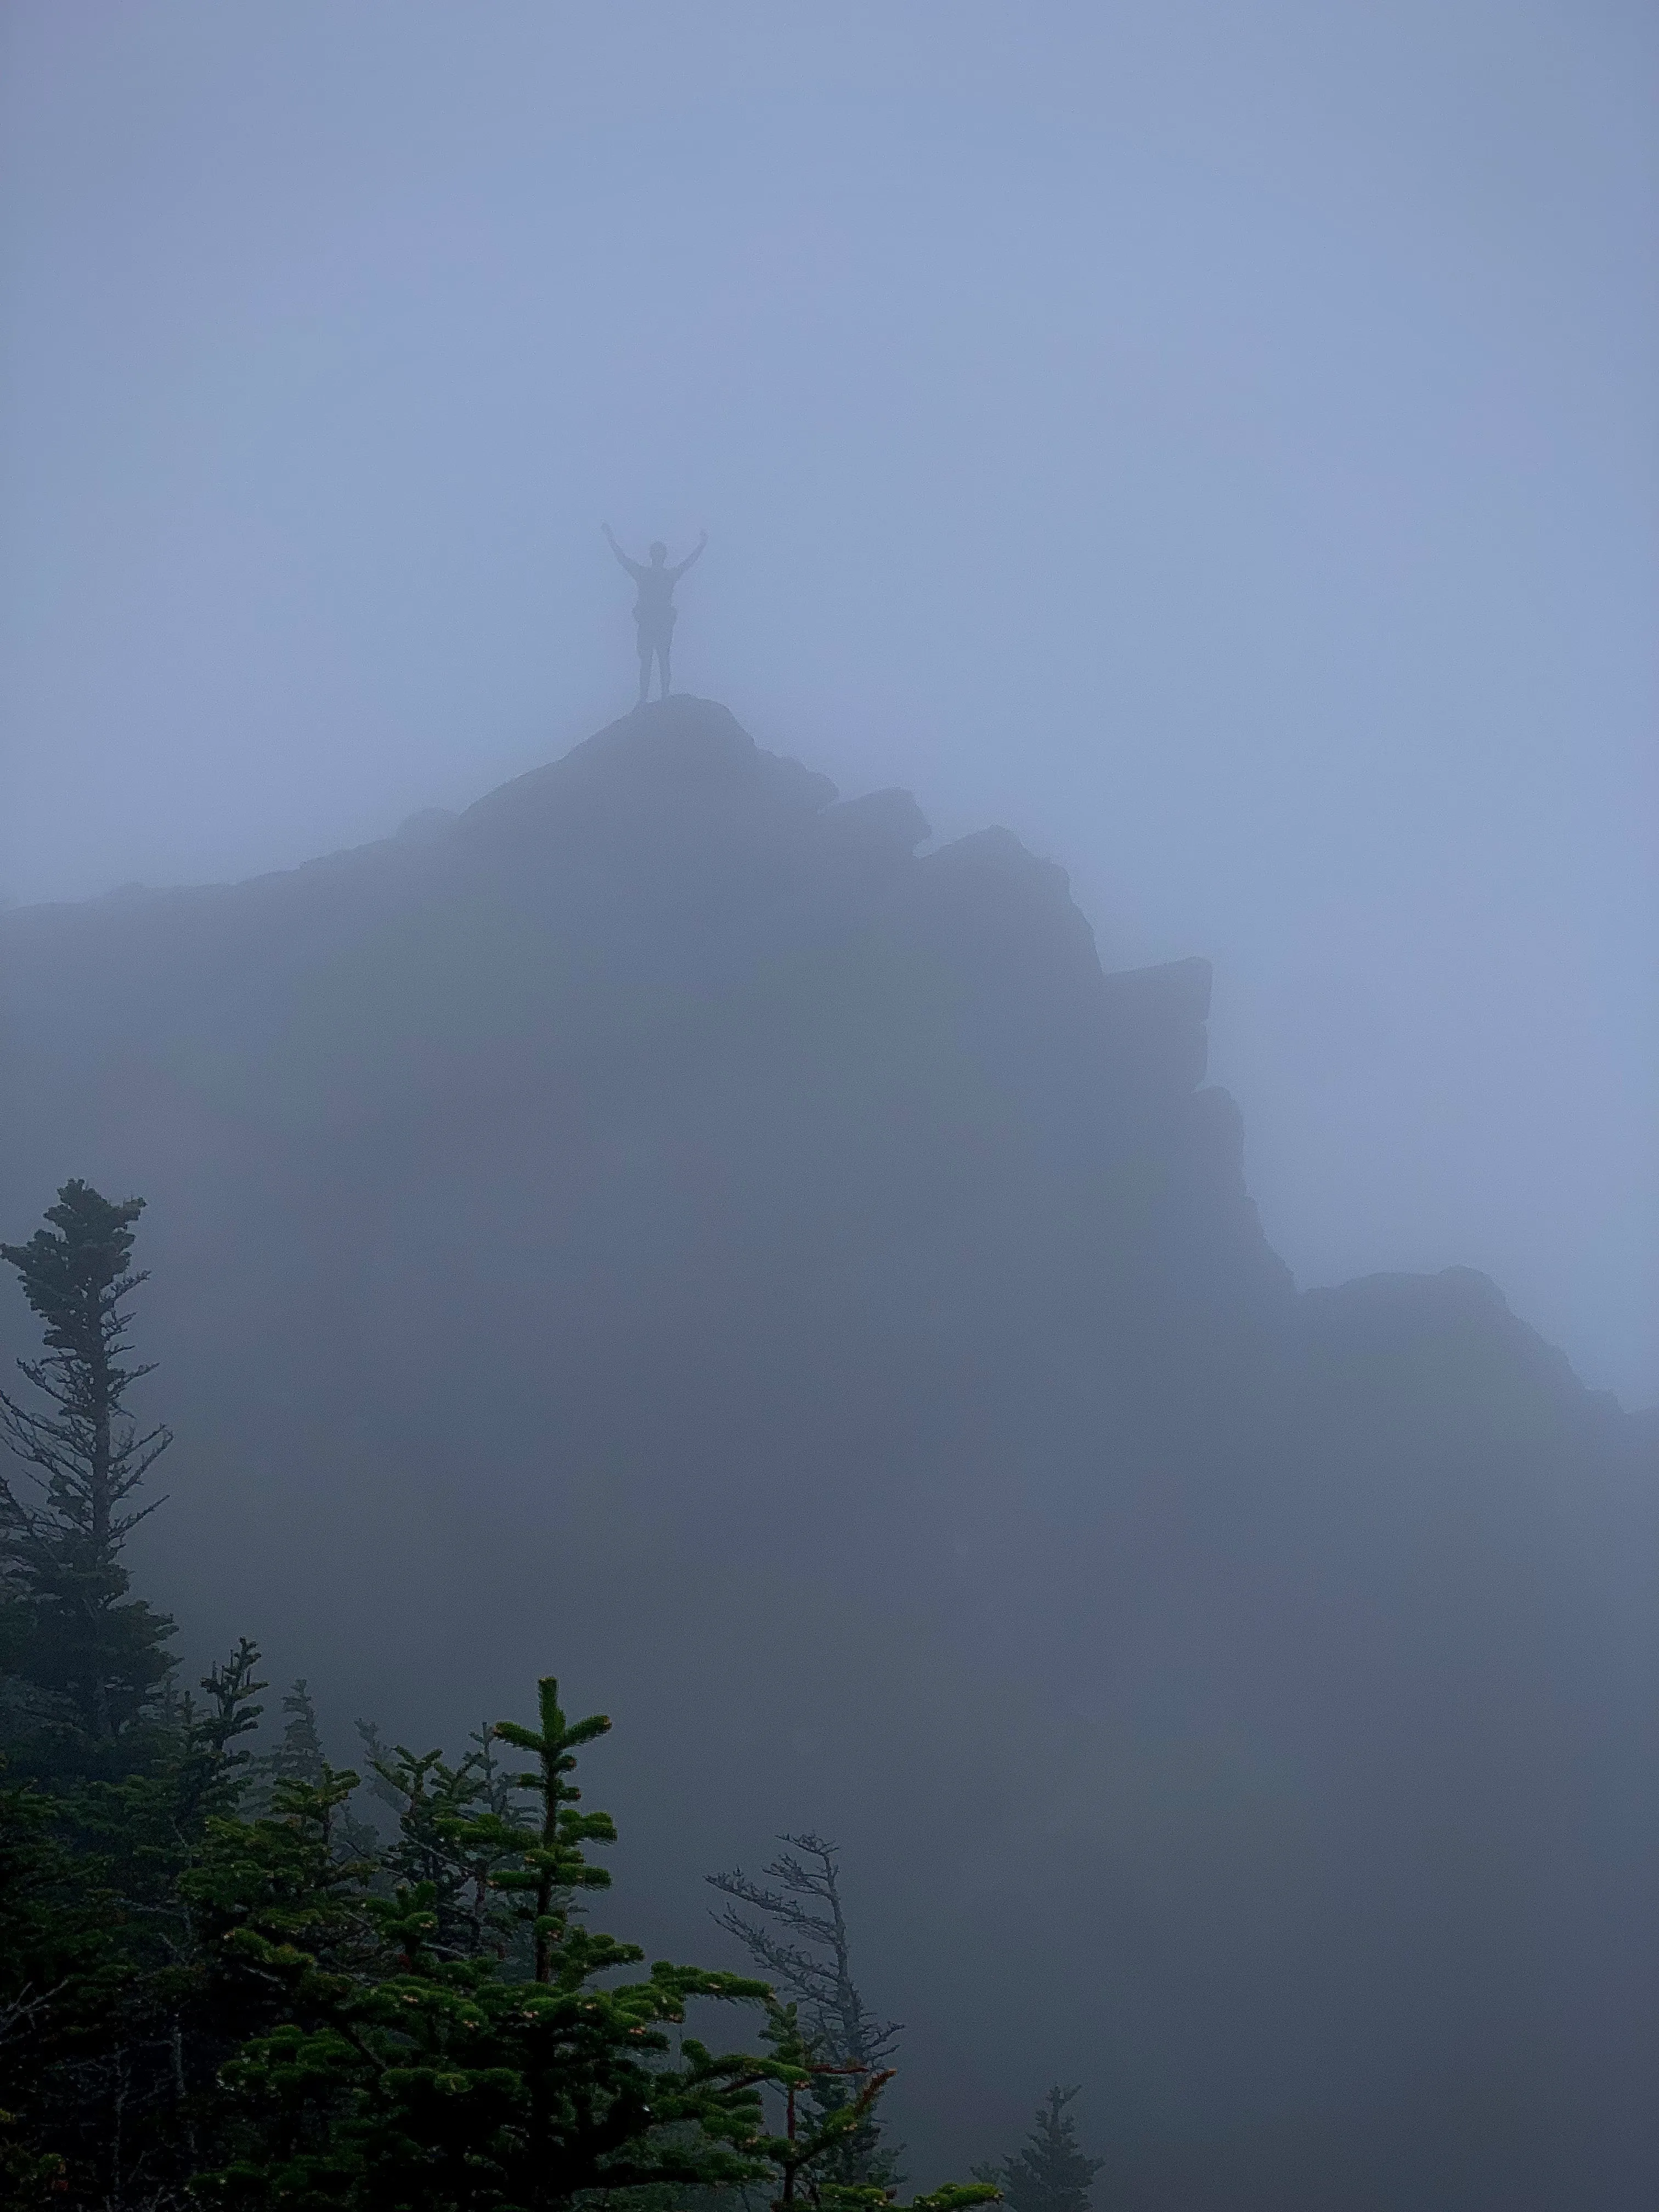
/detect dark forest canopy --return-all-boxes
[2,699,1655,2207]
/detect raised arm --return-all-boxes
[602,523,644,579]
[670,530,709,579]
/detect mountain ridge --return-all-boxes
[2,693,1654,2208]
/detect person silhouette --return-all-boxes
[603,524,708,704]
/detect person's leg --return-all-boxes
[659,637,672,696]
[637,642,652,706]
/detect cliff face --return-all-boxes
[3,696,1655,2208]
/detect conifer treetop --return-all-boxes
[974,2085,1103,2212]
[0,1179,173,1547]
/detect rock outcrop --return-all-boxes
[2,696,1654,2208]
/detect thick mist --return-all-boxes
[0,2,1652,1402]
[1,10,1657,2207]
[3,692,1656,2204]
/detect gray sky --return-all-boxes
[2,1,1654,1404]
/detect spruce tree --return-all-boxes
[0,1762,121,2201]
[195,1674,778,2208]
[0,1640,270,2208]
[974,2087,1103,2212]
[0,1181,175,1768]
[745,1997,996,2212]
[267,1678,327,1787]
[357,1719,524,1960]
[710,1833,901,2187]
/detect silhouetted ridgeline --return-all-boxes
[3,696,1655,2208]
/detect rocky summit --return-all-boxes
[3,695,1655,2208]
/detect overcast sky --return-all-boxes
[2,2,1654,1404]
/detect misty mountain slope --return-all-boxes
[2,694,1655,2209]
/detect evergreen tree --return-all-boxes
[244,1677,393,1870]
[195,1675,779,2208]
[2,1630,1016,2210]
[744,1997,995,2212]
[974,2087,1102,2212]
[0,1181,176,1769]
[0,1639,270,2207]
[357,1718,524,1960]
[710,1833,901,2188]
[267,1677,327,1787]
[0,1760,121,2203]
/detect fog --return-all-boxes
[1,2,1652,1406]
[2,14,1658,2200]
